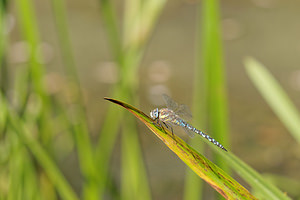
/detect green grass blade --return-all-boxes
[263,174,300,198]
[97,1,166,199]
[184,0,229,199]
[120,1,167,199]
[15,0,54,155]
[8,143,42,200]
[97,90,152,200]
[50,1,97,199]
[8,142,23,200]
[0,96,79,200]
[8,118,79,200]
[0,1,7,93]
[95,97,124,194]
[0,1,10,98]
[245,57,300,143]
[51,0,79,83]
[202,0,230,171]
[184,2,206,199]
[22,153,43,200]
[98,0,122,64]
[0,1,4,60]
[15,0,46,100]
[104,97,257,200]
[219,152,290,200]
[121,117,151,200]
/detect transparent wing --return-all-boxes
[176,104,193,120]
[162,94,193,121]
[162,94,179,111]
[182,126,195,137]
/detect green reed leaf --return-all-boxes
[104,97,257,200]
[245,57,300,143]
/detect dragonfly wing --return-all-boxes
[176,104,193,120]
[182,126,195,137]
[162,94,193,119]
[162,94,179,111]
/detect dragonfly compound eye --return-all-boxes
[154,108,159,118]
[150,108,159,119]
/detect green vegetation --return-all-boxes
[245,58,300,144]
[0,0,297,199]
[104,97,257,200]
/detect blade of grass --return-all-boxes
[123,0,166,51]
[39,172,57,200]
[119,1,167,199]
[96,80,141,200]
[0,0,8,96]
[186,110,290,198]
[97,1,166,199]
[0,97,79,200]
[106,97,292,199]
[8,118,79,200]
[121,117,151,200]
[95,87,128,199]
[8,142,42,200]
[184,2,206,199]
[0,0,5,63]
[15,0,53,152]
[123,0,140,48]
[0,1,9,140]
[72,120,98,200]
[263,174,300,198]
[51,0,79,84]
[219,152,291,200]
[23,153,43,200]
[121,3,145,199]
[50,1,98,199]
[104,97,258,200]
[202,0,230,172]
[8,140,23,200]
[245,57,300,143]
[99,0,122,64]
[15,0,46,102]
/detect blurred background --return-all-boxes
[1,0,300,199]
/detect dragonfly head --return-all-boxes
[150,108,159,120]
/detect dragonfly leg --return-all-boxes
[162,122,175,138]
[159,121,169,135]
[152,119,168,134]
[162,121,169,130]
[151,118,160,127]
[151,119,176,141]
[164,122,173,134]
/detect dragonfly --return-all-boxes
[150,94,227,152]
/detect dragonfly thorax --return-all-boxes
[150,108,159,120]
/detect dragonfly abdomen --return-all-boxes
[184,122,227,151]
[157,108,227,151]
